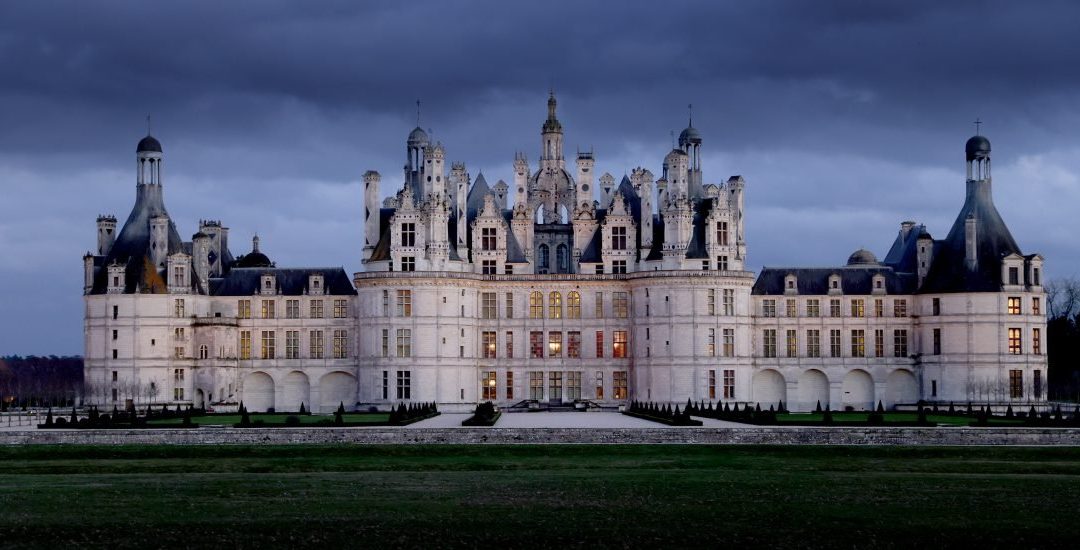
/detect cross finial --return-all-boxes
[974,118,982,135]
[146,113,152,136]
[688,103,693,126]
[416,99,421,127]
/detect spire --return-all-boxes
[147,113,152,136]
[688,103,693,127]
[416,99,421,127]
[547,91,557,120]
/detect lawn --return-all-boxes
[145,413,391,426]
[0,445,1077,548]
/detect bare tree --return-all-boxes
[1046,277,1080,321]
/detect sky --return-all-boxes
[2,0,1079,355]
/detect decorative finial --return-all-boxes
[146,113,152,136]
[416,99,421,127]
[670,130,675,149]
[688,103,693,126]
[252,234,260,252]
[973,118,982,135]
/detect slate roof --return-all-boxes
[752,266,917,295]
[211,267,356,296]
[919,180,1023,293]
[89,183,186,294]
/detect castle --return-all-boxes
[83,94,1048,412]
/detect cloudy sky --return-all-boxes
[2,0,1079,355]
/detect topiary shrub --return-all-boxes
[284,415,301,426]
[239,405,251,427]
[298,402,307,415]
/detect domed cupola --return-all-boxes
[965,130,992,181]
[407,126,429,147]
[965,135,991,162]
[677,125,702,147]
[846,248,879,266]
[137,135,162,153]
[234,235,273,268]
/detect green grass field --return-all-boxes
[773,412,1025,426]
[0,445,1077,548]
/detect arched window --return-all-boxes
[530,291,544,319]
[556,244,568,272]
[538,244,550,271]
[549,291,562,319]
[567,291,581,319]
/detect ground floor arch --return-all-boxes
[886,369,919,408]
[244,371,275,412]
[841,369,874,411]
[320,371,357,413]
[280,370,311,413]
[798,369,830,412]
[752,369,787,410]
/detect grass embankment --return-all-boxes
[0,445,1077,548]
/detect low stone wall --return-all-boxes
[3,426,1079,446]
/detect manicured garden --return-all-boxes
[0,444,1077,548]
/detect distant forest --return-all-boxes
[0,355,83,408]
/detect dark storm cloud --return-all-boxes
[1,0,1079,354]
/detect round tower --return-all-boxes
[136,134,163,186]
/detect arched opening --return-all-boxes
[841,369,875,411]
[320,371,357,413]
[243,372,275,412]
[556,244,568,272]
[195,389,205,409]
[752,369,787,410]
[538,244,550,272]
[798,369,829,412]
[886,369,919,409]
[280,371,311,413]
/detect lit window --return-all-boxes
[239,331,251,360]
[549,291,563,319]
[613,371,628,399]
[1008,328,1022,355]
[1007,297,1021,315]
[261,299,275,319]
[238,299,251,319]
[613,331,628,358]
[482,371,497,400]
[851,299,864,318]
[567,291,581,318]
[786,330,797,358]
[1033,328,1041,355]
[530,291,544,319]
[530,331,544,358]
[548,331,563,357]
[568,331,581,358]
[482,331,497,359]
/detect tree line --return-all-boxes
[1047,278,1080,400]
[0,355,84,408]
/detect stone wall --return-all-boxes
[2,426,1078,446]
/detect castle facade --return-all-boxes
[83,95,1047,412]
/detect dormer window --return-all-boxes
[309,274,324,295]
[1008,267,1019,286]
[261,275,276,294]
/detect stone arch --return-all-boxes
[841,369,875,411]
[319,371,357,413]
[752,369,787,410]
[195,389,205,409]
[798,369,830,412]
[886,369,919,409]
[538,243,550,271]
[280,370,311,413]
[243,371,275,412]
